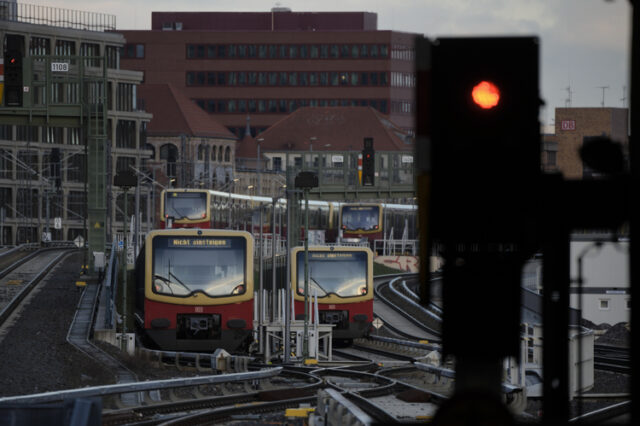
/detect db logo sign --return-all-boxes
[561,120,576,131]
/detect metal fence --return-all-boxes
[0,1,115,31]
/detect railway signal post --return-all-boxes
[295,171,319,360]
[417,36,541,423]
[114,170,137,351]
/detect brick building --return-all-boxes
[543,108,629,179]
[117,8,418,137]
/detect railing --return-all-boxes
[103,241,118,329]
[0,1,116,31]
[374,238,418,256]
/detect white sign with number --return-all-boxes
[54,217,62,229]
[51,62,69,72]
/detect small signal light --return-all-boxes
[471,81,500,109]
[201,213,206,218]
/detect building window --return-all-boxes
[116,120,137,149]
[29,37,50,56]
[67,153,86,182]
[17,188,38,218]
[45,127,64,144]
[106,46,119,69]
[67,191,86,220]
[116,83,136,111]
[0,149,12,179]
[160,144,178,179]
[17,150,38,180]
[116,156,136,174]
[198,145,205,161]
[273,157,282,172]
[599,299,610,310]
[80,42,100,67]
[16,125,38,142]
[0,188,13,218]
[55,39,75,56]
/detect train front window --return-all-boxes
[296,251,368,298]
[165,192,207,220]
[152,236,246,297]
[341,205,380,231]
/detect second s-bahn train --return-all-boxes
[135,228,254,352]
[291,245,374,340]
[160,188,417,251]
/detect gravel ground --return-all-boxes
[0,251,115,398]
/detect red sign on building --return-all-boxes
[561,120,576,131]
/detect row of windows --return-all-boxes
[0,187,85,219]
[1,121,145,148]
[186,43,390,60]
[194,98,389,115]
[121,43,145,59]
[196,145,232,162]
[0,124,81,145]
[0,148,86,182]
[186,70,389,87]
[29,37,118,69]
[390,72,416,88]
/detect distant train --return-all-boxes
[160,188,417,251]
[291,245,374,340]
[135,228,254,352]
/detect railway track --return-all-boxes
[373,274,442,342]
[594,343,630,374]
[0,245,76,328]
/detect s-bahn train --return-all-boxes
[291,245,374,340]
[135,228,254,352]
[160,188,417,251]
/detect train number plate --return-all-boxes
[194,306,204,313]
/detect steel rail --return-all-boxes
[101,369,321,425]
[374,277,442,339]
[0,367,283,404]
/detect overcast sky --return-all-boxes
[29,0,631,126]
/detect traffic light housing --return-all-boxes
[362,137,375,186]
[3,35,24,107]
[429,37,540,246]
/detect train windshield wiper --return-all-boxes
[167,205,190,220]
[169,271,192,292]
[308,277,329,296]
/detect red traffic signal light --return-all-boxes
[471,81,500,109]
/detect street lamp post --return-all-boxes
[256,137,264,196]
[222,178,239,229]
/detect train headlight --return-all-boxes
[231,284,245,295]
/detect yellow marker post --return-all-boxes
[75,281,87,288]
[303,358,318,365]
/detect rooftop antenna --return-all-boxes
[621,86,627,108]
[564,86,574,107]
[596,86,610,107]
